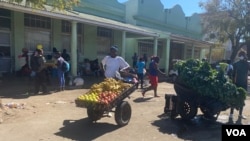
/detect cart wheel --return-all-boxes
[200,106,220,121]
[178,101,197,120]
[115,101,132,126]
[87,108,104,122]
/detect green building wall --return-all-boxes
[125,0,202,40]
[52,19,62,50]
[75,0,126,22]
[1,0,207,73]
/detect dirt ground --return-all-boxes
[0,75,250,141]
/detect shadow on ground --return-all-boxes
[133,97,153,103]
[152,113,248,141]
[0,74,104,99]
[152,114,224,141]
[56,114,238,141]
[55,118,120,141]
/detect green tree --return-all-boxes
[199,0,250,61]
[9,0,79,11]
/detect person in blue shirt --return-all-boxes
[54,51,66,91]
[136,57,145,89]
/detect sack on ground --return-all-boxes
[73,77,84,86]
[61,61,70,72]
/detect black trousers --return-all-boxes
[34,69,48,93]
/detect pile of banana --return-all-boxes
[75,78,132,108]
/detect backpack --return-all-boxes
[61,60,70,72]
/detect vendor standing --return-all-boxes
[32,49,49,94]
[101,45,136,79]
[101,45,137,117]
[229,50,250,120]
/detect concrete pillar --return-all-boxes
[199,49,203,60]
[165,38,170,73]
[191,44,195,58]
[71,21,77,76]
[209,45,213,63]
[153,37,158,56]
[183,44,187,59]
[122,31,126,58]
[13,12,24,71]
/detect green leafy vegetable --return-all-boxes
[174,59,247,109]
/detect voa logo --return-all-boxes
[226,129,246,136]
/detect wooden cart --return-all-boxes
[75,83,137,126]
[164,79,229,121]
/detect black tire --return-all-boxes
[87,108,103,122]
[115,101,132,126]
[200,106,220,121]
[178,101,197,120]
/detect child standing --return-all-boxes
[136,57,145,89]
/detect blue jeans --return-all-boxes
[137,73,144,88]
[57,69,65,88]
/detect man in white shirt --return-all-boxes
[102,45,133,79]
[101,45,138,117]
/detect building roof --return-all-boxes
[0,0,159,37]
[140,26,213,48]
[171,34,214,48]
[0,1,213,48]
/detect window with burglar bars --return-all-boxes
[61,20,83,34]
[0,8,11,29]
[24,14,51,52]
[138,39,163,58]
[0,8,11,57]
[96,27,113,58]
[61,20,83,54]
[24,14,51,29]
[186,47,200,59]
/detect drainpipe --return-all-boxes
[71,21,77,76]
[122,31,126,58]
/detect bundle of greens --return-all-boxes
[174,59,247,109]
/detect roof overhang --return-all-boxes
[0,1,159,37]
[171,34,214,48]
